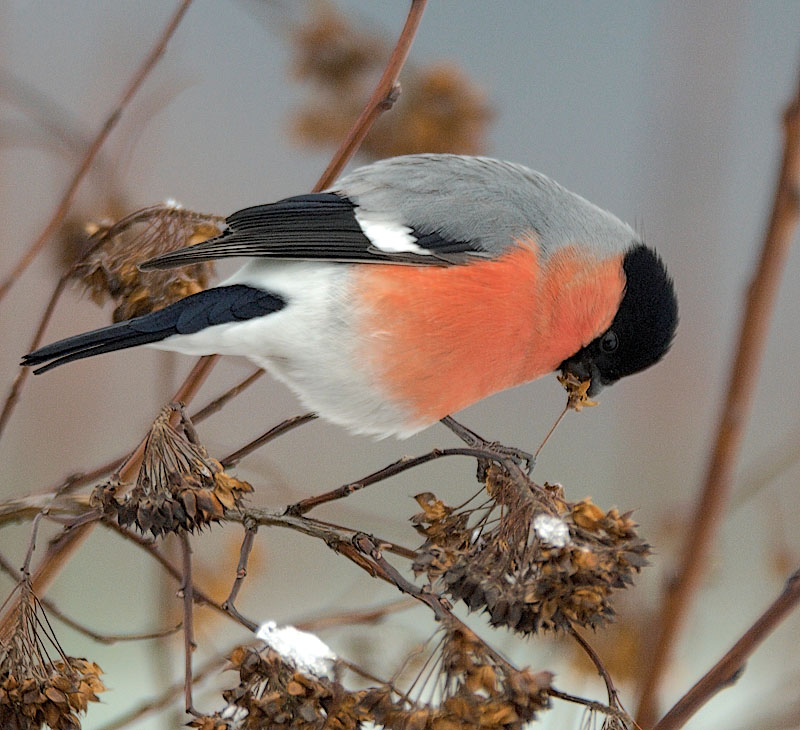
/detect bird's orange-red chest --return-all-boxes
[353,238,626,425]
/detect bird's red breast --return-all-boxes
[353,236,626,425]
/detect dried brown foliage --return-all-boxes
[362,625,552,730]
[290,1,493,159]
[70,205,222,321]
[0,583,104,730]
[195,623,551,730]
[192,644,361,730]
[413,467,650,633]
[92,404,252,537]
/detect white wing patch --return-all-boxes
[353,208,431,255]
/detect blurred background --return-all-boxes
[2,1,800,728]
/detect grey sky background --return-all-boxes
[2,2,800,728]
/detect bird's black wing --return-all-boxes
[139,193,482,270]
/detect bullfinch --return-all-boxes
[22,154,678,438]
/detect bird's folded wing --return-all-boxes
[140,193,482,270]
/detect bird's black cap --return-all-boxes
[561,244,678,395]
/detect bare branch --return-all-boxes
[0,275,69,440]
[654,568,800,730]
[313,0,429,190]
[0,0,195,302]
[636,62,800,727]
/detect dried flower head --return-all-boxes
[0,582,105,730]
[558,372,598,411]
[290,1,492,159]
[71,204,223,321]
[413,468,650,633]
[360,624,552,730]
[202,644,361,730]
[92,404,252,537]
[366,63,493,158]
[291,2,384,87]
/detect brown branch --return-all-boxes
[654,568,800,730]
[296,598,416,633]
[636,64,800,727]
[287,446,530,516]
[221,520,258,624]
[547,687,631,724]
[94,645,236,730]
[313,0,429,190]
[100,518,258,631]
[179,533,198,715]
[0,275,69,440]
[221,412,318,467]
[190,367,264,423]
[0,354,217,635]
[0,493,89,527]
[0,0,195,302]
[353,533,453,622]
[569,627,623,711]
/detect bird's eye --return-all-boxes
[600,331,618,353]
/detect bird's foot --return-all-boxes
[439,415,534,477]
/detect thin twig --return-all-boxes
[21,511,47,576]
[569,627,623,711]
[221,520,258,622]
[101,519,258,631]
[190,367,264,423]
[313,0,428,189]
[94,645,236,730]
[0,353,216,634]
[353,533,453,622]
[287,445,531,516]
[548,687,631,723]
[0,0,195,302]
[179,532,198,715]
[221,412,318,467]
[296,598,417,633]
[654,568,800,730]
[0,275,69,440]
[636,64,800,727]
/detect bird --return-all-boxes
[22,154,678,439]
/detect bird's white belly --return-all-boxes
[151,260,421,438]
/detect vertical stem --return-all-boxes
[636,67,800,727]
[180,532,197,715]
[312,0,428,191]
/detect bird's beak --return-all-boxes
[561,355,605,397]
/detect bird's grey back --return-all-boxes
[333,154,638,259]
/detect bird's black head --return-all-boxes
[560,244,678,396]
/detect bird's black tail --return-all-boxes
[22,284,285,373]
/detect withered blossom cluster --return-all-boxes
[290,1,493,158]
[192,623,551,730]
[413,466,651,633]
[70,205,222,321]
[92,405,252,537]
[0,584,104,730]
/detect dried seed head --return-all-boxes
[0,583,104,730]
[362,624,552,730]
[558,372,598,411]
[290,2,492,159]
[291,2,384,87]
[71,205,222,321]
[202,645,363,730]
[92,405,252,537]
[413,467,651,634]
